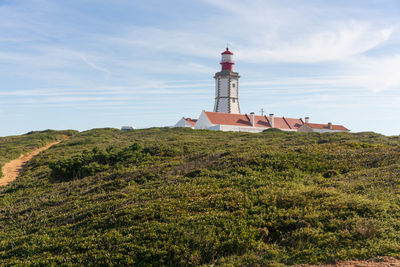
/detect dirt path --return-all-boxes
[0,141,61,186]
[297,257,400,267]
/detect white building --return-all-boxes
[174,117,197,129]
[121,126,135,131]
[195,110,304,132]
[174,48,349,133]
[193,111,349,133]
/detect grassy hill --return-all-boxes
[0,130,77,177]
[1,128,400,266]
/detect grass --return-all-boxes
[0,127,400,265]
[0,129,77,178]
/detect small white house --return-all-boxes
[121,126,135,131]
[298,122,349,133]
[174,117,197,129]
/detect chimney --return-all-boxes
[250,112,255,127]
[305,117,309,124]
[269,114,274,128]
[328,122,333,130]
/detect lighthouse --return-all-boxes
[213,47,241,114]
[175,47,350,133]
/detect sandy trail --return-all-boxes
[0,141,60,186]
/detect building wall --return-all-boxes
[297,125,313,133]
[229,78,240,113]
[194,112,214,129]
[312,129,348,133]
[230,79,238,98]
[223,125,264,133]
[207,124,298,133]
[174,118,194,128]
[214,77,229,113]
[298,125,348,133]
[215,98,229,113]
[312,129,333,133]
[214,73,240,114]
[229,98,240,114]
[207,125,263,133]
[219,77,229,97]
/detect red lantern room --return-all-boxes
[220,47,234,71]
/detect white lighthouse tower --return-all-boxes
[213,48,240,114]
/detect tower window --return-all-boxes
[232,83,236,88]
[233,99,236,103]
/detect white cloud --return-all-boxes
[197,0,400,92]
[199,0,395,63]
[343,55,400,92]
[237,21,394,63]
[98,0,396,68]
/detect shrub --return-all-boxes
[2,128,400,266]
[50,143,150,180]
[323,170,340,178]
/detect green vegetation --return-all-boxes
[0,129,77,177]
[1,128,400,266]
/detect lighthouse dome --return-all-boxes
[221,48,234,55]
[220,47,234,70]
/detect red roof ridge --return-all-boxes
[184,117,197,127]
[264,115,271,127]
[282,117,291,129]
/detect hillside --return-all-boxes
[1,128,400,266]
[0,130,76,178]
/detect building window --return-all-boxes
[232,83,236,88]
[233,99,236,103]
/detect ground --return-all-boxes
[0,141,60,186]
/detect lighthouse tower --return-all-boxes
[213,48,240,114]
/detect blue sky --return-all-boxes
[1,0,400,136]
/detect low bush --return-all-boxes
[0,128,400,266]
[49,143,151,180]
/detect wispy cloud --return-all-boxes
[342,55,400,92]
[79,54,111,78]
[237,21,394,63]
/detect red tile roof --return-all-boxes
[203,111,304,130]
[305,123,349,131]
[185,118,197,127]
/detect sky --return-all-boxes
[1,0,400,136]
